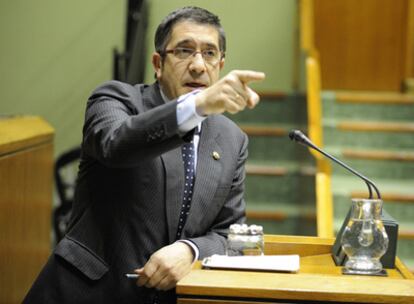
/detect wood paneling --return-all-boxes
[313,0,410,91]
[405,0,414,78]
[0,116,54,304]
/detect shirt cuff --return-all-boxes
[177,239,200,262]
[176,90,206,134]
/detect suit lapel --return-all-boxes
[161,147,184,243]
[147,82,184,243]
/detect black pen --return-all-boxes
[125,273,140,279]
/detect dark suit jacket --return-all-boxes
[24,81,247,304]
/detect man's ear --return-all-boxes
[219,57,225,70]
[152,52,162,79]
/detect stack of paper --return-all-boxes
[202,254,300,272]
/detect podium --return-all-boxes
[177,235,414,304]
[0,116,54,304]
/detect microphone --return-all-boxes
[289,129,381,199]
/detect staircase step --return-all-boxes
[334,91,414,104]
[245,170,315,206]
[324,146,414,179]
[337,121,414,133]
[246,201,316,236]
[351,191,414,204]
[237,124,313,163]
[227,93,307,124]
[330,175,414,199]
[323,124,414,149]
[246,161,316,176]
[246,209,288,221]
[241,125,287,136]
[258,92,288,100]
[322,91,414,122]
[240,123,308,137]
[396,239,414,271]
[399,230,414,240]
[246,210,316,222]
[330,176,414,228]
[246,203,315,220]
[342,149,414,162]
[246,164,287,176]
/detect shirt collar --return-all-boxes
[159,85,170,103]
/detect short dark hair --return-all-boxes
[154,6,226,54]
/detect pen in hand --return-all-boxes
[125,273,140,279]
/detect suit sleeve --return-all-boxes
[188,132,248,259]
[82,81,188,167]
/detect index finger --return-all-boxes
[233,70,266,84]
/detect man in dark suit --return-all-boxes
[24,6,265,303]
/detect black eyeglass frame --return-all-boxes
[161,47,225,65]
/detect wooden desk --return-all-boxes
[0,116,54,304]
[177,235,414,304]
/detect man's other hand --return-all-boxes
[195,70,265,116]
[134,242,194,291]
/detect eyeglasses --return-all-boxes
[162,47,224,65]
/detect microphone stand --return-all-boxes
[289,130,398,270]
[289,130,381,199]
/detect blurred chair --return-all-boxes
[53,146,81,243]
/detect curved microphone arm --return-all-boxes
[289,130,381,199]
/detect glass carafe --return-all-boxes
[341,198,389,274]
[226,224,264,256]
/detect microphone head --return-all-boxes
[289,129,305,143]
[288,129,314,148]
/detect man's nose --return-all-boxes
[188,53,206,74]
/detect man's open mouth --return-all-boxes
[185,82,206,89]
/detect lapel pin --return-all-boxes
[212,151,220,160]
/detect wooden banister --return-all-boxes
[300,0,315,52]
[306,55,334,238]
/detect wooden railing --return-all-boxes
[299,0,315,52]
[300,0,334,238]
[305,56,334,238]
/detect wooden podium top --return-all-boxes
[177,235,414,304]
[0,115,54,155]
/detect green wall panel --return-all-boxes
[0,0,125,156]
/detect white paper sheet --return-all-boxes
[202,254,300,272]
